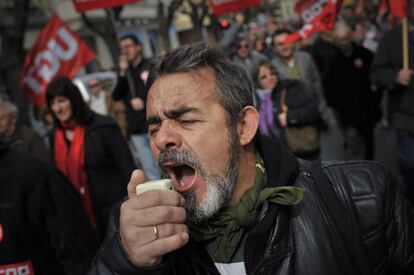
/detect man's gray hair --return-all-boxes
[147,42,254,124]
[0,100,18,118]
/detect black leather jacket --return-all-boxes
[87,136,414,275]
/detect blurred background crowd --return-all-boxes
[0,0,413,273]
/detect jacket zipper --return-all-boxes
[250,248,290,275]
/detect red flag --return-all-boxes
[20,15,96,106]
[389,0,407,18]
[285,0,340,44]
[71,0,140,12]
[377,0,407,18]
[208,0,262,16]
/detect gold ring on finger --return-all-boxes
[153,225,159,241]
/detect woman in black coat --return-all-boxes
[252,60,321,160]
[46,76,136,239]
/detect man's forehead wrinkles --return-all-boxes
[147,106,199,124]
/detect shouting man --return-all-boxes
[88,42,413,275]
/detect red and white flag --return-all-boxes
[20,14,95,106]
[208,0,262,16]
[285,0,341,44]
[71,0,141,13]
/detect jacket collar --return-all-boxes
[243,135,298,273]
[256,134,299,189]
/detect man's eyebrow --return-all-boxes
[146,115,161,126]
[165,106,199,119]
[146,107,199,126]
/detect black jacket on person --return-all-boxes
[51,113,136,239]
[0,141,98,275]
[271,79,320,128]
[112,59,149,135]
[254,80,320,131]
[330,43,381,129]
[371,24,414,134]
[86,135,414,275]
[255,79,321,148]
[1,125,50,162]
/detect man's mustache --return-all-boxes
[157,149,203,173]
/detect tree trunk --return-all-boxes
[0,0,31,126]
[81,8,121,70]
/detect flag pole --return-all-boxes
[403,16,409,69]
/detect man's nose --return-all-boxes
[153,121,182,151]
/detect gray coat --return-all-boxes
[232,52,267,79]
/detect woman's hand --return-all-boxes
[278,111,288,128]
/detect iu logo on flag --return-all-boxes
[20,14,96,107]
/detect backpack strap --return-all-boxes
[309,159,373,275]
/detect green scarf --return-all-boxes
[189,153,304,263]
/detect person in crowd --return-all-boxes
[252,60,320,160]
[348,15,380,53]
[231,38,267,79]
[113,34,160,180]
[88,42,413,275]
[87,77,112,116]
[88,77,128,137]
[0,140,98,275]
[271,29,331,127]
[304,32,340,115]
[45,76,136,239]
[371,0,414,206]
[219,13,267,79]
[219,12,247,51]
[330,22,381,160]
[0,100,49,161]
[251,32,274,60]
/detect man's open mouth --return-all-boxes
[164,163,197,192]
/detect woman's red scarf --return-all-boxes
[54,124,96,229]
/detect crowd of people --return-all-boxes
[0,2,413,274]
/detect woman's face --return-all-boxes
[258,65,278,90]
[49,96,73,123]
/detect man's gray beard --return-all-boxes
[158,129,240,224]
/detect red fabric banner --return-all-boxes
[285,0,341,44]
[388,0,407,18]
[0,261,35,275]
[208,0,262,16]
[20,15,96,106]
[71,0,140,12]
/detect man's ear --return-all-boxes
[238,106,259,146]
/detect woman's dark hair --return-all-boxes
[45,76,92,128]
[251,60,279,89]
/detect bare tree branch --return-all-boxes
[81,12,105,37]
